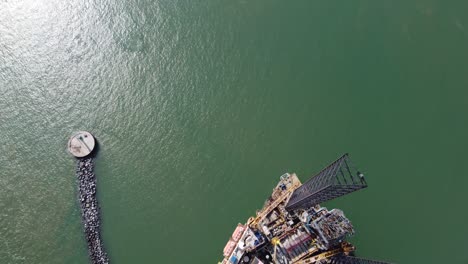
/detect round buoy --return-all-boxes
[68,131,95,157]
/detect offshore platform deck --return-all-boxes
[220,154,391,264]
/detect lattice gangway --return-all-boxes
[286,154,367,212]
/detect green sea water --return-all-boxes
[1,1,468,263]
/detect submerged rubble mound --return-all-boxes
[76,157,109,264]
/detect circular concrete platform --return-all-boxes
[68,131,95,157]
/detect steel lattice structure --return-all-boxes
[286,154,367,212]
[329,255,392,264]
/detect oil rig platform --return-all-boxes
[220,154,391,264]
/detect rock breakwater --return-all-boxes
[76,157,109,264]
